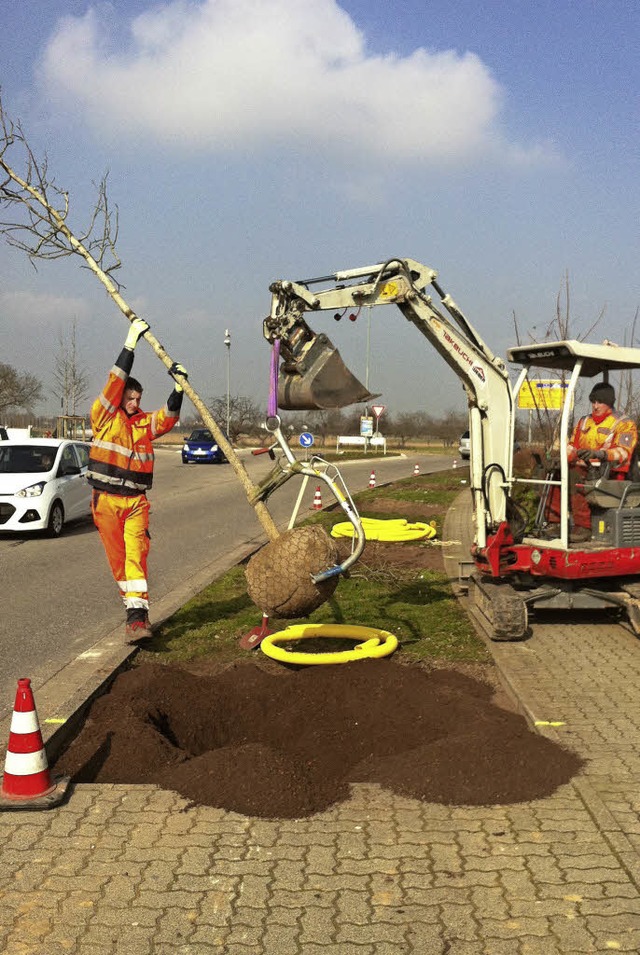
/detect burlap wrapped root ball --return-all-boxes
[246,525,340,618]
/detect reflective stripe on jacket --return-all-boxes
[569,410,638,475]
[88,351,181,495]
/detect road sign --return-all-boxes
[299,432,314,448]
[360,416,374,437]
[517,380,570,410]
[371,405,386,418]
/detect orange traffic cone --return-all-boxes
[453,459,458,469]
[312,486,323,510]
[369,470,376,489]
[0,678,70,811]
[414,463,420,476]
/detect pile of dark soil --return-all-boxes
[54,659,584,818]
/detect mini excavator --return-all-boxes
[262,257,640,641]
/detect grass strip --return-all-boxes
[142,468,489,666]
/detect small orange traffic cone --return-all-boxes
[369,470,376,489]
[0,678,70,811]
[312,486,323,510]
[414,463,420,476]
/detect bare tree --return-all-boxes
[0,362,42,416]
[0,94,278,541]
[512,272,607,449]
[52,318,90,415]
[421,410,466,446]
[389,411,421,448]
[302,409,347,447]
[513,271,605,347]
[617,307,640,417]
[208,395,263,443]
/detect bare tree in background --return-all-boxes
[617,307,640,417]
[52,318,90,415]
[0,94,279,541]
[303,409,348,448]
[518,270,605,344]
[208,395,262,443]
[0,362,42,417]
[512,271,606,449]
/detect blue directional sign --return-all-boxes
[299,432,314,448]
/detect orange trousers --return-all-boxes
[545,485,592,530]
[92,491,151,611]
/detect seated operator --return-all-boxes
[546,382,638,540]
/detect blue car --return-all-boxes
[182,429,228,464]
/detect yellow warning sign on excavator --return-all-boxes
[380,281,399,300]
[518,379,569,410]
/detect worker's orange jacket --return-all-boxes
[88,349,182,494]
[568,410,638,477]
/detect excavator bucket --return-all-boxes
[277,333,379,410]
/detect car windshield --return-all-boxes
[188,430,213,441]
[0,445,57,473]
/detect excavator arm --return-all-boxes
[263,257,516,546]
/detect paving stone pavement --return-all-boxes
[2,493,640,954]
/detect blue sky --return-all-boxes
[0,0,638,420]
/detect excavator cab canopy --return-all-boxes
[508,340,640,377]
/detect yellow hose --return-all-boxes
[260,623,398,665]
[331,517,436,542]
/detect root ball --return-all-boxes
[245,525,339,618]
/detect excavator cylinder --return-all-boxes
[277,333,379,410]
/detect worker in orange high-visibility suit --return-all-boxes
[88,317,187,642]
[546,381,638,540]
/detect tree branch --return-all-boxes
[0,93,279,541]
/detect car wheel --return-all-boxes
[47,501,65,538]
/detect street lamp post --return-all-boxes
[224,328,231,440]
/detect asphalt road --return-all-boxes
[1,446,456,718]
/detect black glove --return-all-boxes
[169,362,188,393]
[578,448,606,462]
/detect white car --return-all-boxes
[0,439,92,537]
[458,430,471,460]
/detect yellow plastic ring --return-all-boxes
[260,623,398,665]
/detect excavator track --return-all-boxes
[467,573,528,642]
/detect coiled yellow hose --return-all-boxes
[260,623,398,665]
[331,517,436,542]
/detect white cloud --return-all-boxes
[1,290,91,325]
[38,0,541,163]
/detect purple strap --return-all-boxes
[268,339,281,418]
